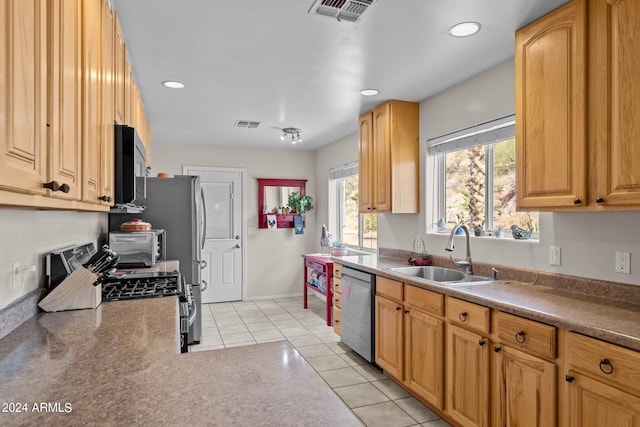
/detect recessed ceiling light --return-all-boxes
[162,80,185,89]
[359,89,379,96]
[448,22,481,37]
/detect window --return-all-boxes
[429,115,539,236]
[328,163,377,250]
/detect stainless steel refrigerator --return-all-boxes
[109,175,205,344]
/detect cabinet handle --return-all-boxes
[395,306,401,311]
[458,312,468,322]
[494,347,501,353]
[99,195,112,202]
[515,331,526,343]
[479,340,487,347]
[599,359,614,375]
[573,198,582,205]
[43,181,61,192]
[596,197,605,204]
[59,183,70,193]
[565,375,575,383]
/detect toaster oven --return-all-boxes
[109,229,166,267]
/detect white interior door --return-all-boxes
[185,167,244,303]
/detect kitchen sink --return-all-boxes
[388,266,497,286]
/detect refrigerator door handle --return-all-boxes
[200,187,207,250]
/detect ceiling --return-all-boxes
[110,0,569,151]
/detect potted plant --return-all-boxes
[287,192,314,214]
[495,225,505,238]
[473,225,484,237]
[331,241,348,256]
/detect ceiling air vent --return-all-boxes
[234,120,261,129]
[308,0,375,23]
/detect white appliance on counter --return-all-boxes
[109,176,206,345]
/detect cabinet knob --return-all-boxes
[59,183,70,193]
[334,319,340,324]
[596,197,605,204]
[458,312,468,322]
[599,359,614,375]
[404,310,409,314]
[565,375,575,383]
[479,340,487,347]
[43,181,61,191]
[99,195,112,202]
[573,198,582,205]
[494,347,501,353]
[515,331,526,343]
[396,306,402,311]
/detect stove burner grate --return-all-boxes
[102,274,182,301]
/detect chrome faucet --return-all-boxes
[445,224,473,275]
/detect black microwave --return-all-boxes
[114,124,147,210]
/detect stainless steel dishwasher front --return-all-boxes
[341,266,376,363]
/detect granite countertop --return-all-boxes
[333,254,640,352]
[0,298,362,426]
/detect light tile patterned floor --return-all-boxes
[191,295,451,427]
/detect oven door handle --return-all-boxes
[188,299,198,327]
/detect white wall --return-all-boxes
[150,141,317,299]
[0,209,106,308]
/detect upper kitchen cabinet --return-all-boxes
[515,0,587,210]
[0,0,48,197]
[99,0,114,206]
[113,14,125,125]
[516,0,640,211]
[589,0,640,207]
[358,100,419,214]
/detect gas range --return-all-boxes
[101,271,194,353]
[102,271,182,301]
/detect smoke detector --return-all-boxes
[308,0,375,23]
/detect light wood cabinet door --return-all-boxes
[0,0,48,195]
[493,345,556,427]
[404,307,444,410]
[81,0,102,204]
[589,0,640,206]
[48,0,82,201]
[113,15,125,125]
[372,102,391,212]
[565,371,640,427]
[99,0,113,205]
[375,294,403,380]
[515,0,587,209]
[446,324,490,427]
[358,111,374,212]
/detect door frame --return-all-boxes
[183,165,247,301]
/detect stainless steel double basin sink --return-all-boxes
[388,266,498,286]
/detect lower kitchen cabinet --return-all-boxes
[375,293,403,379]
[564,331,640,427]
[404,306,444,409]
[333,264,342,335]
[493,345,557,427]
[446,323,491,427]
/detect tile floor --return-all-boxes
[190,295,451,427]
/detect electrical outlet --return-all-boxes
[549,246,561,266]
[11,260,21,289]
[615,251,631,274]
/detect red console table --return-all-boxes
[302,254,333,326]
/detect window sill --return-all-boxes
[427,231,539,242]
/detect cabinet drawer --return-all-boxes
[333,290,341,308]
[446,297,490,334]
[333,306,341,335]
[305,259,327,272]
[334,263,342,279]
[567,332,640,396]
[405,285,444,316]
[495,311,557,359]
[333,276,341,294]
[377,276,403,301]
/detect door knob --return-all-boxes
[235,235,240,240]
[235,244,241,249]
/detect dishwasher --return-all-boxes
[341,266,376,363]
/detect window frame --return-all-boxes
[328,163,377,251]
